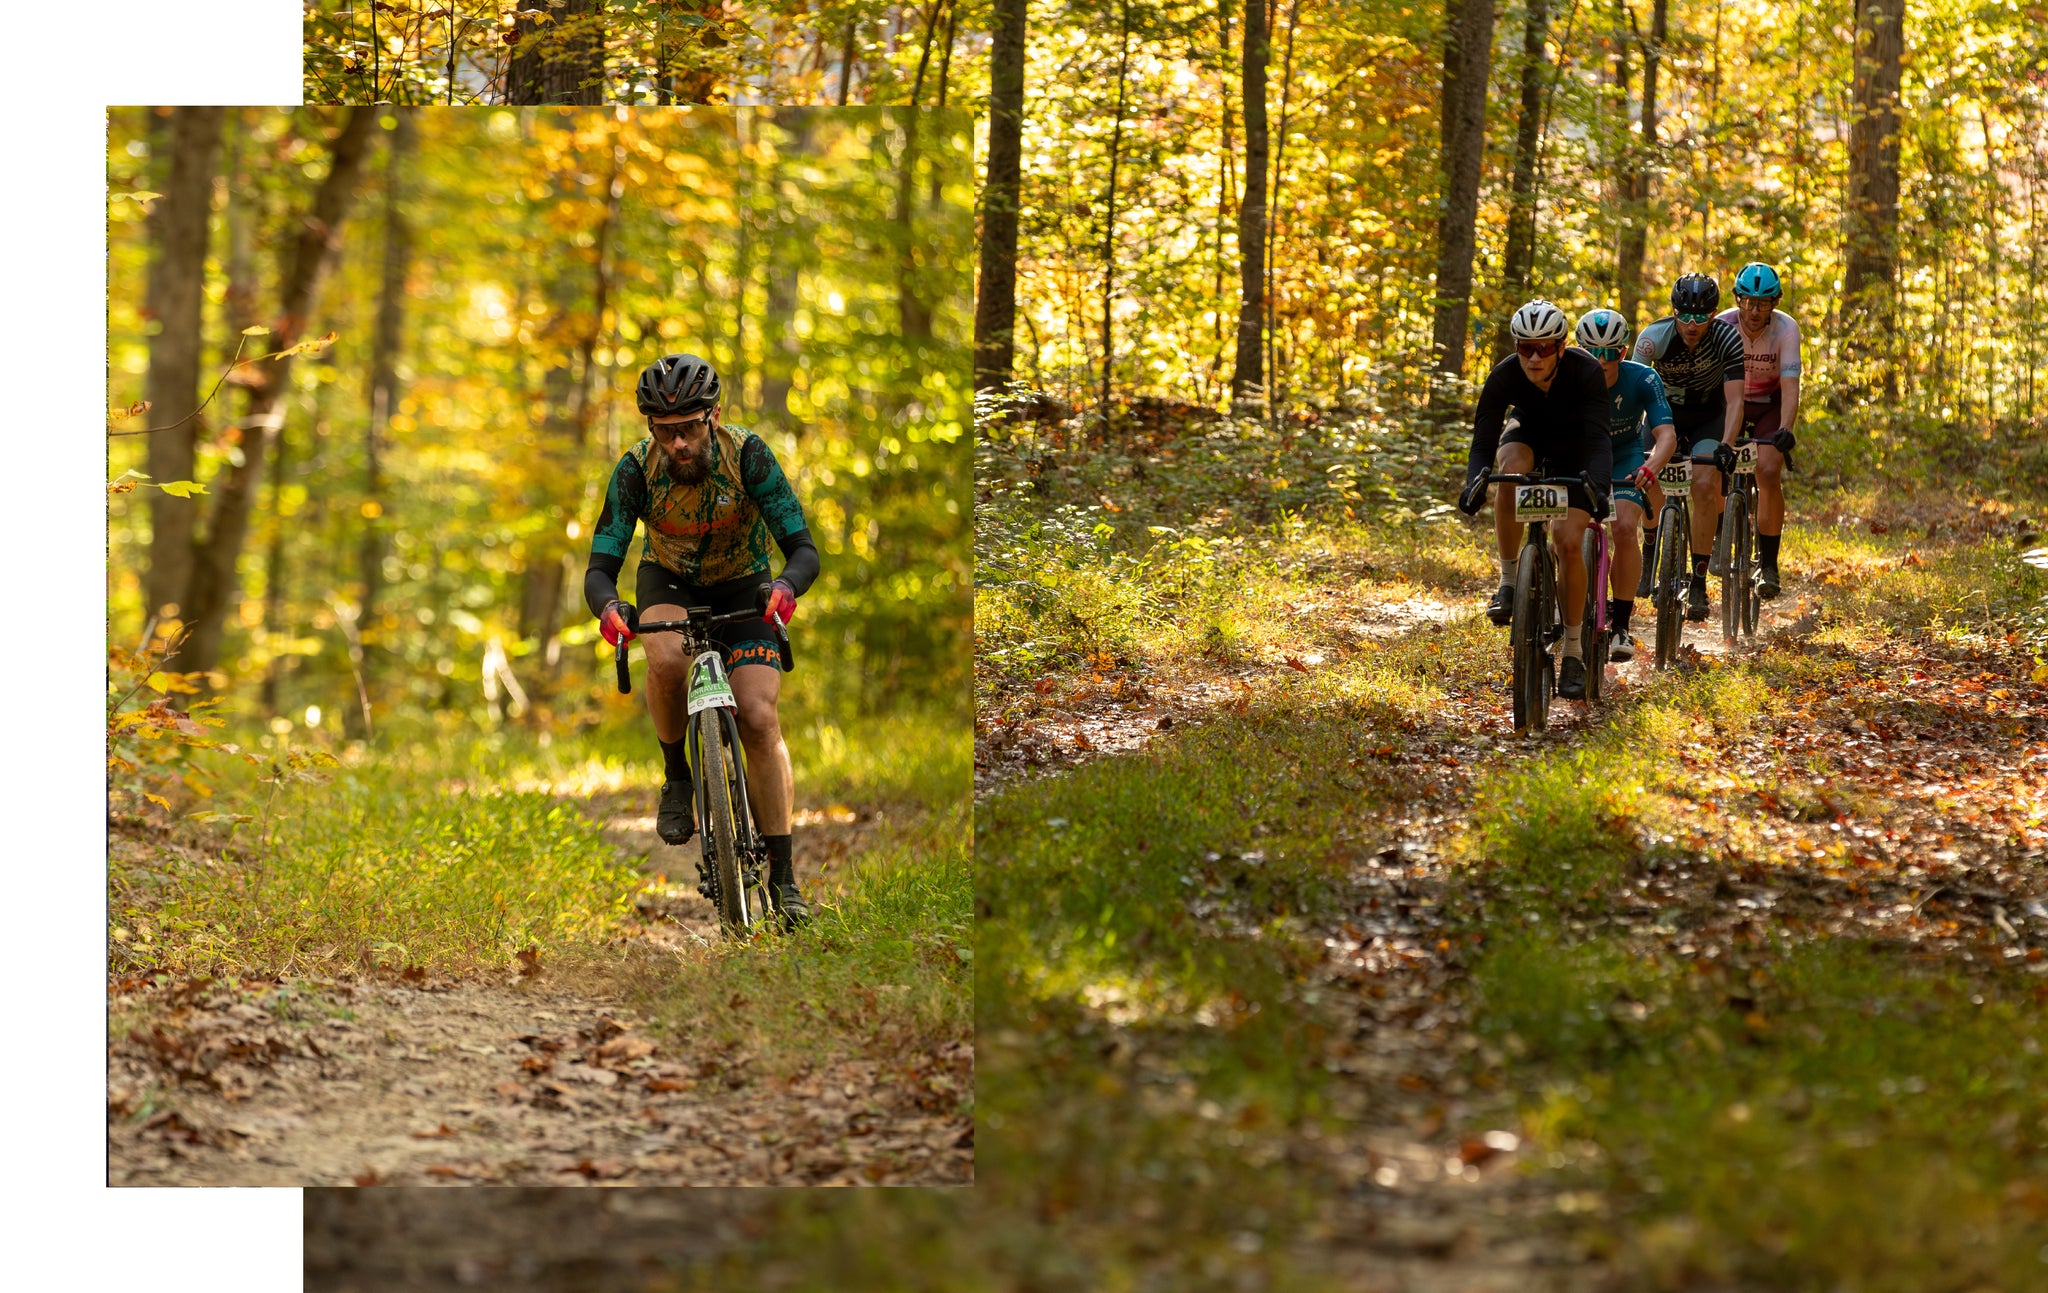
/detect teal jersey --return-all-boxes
[1605,361,1673,478]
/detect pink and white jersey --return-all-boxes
[1715,307,1802,402]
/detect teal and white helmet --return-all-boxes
[1508,299,1569,343]
[1574,308,1630,351]
[1734,262,1782,300]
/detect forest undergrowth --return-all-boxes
[755,410,2044,1290]
[106,698,973,1186]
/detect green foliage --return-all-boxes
[110,738,639,977]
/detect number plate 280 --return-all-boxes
[1656,461,1691,496]
[1514,483,1569,521]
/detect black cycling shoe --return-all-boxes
[770,882,812,929]
[1485,585,1515,627]
[656,779,696,845]
[1609,630,1636,664]
[1685,577,1710,622]
[1758,564,1781,601]
[1558,654,1589,700]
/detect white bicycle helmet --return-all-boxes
[1509,299,1569,343]
[1574,308,1630,350]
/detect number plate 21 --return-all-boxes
[1514,483,1569,521]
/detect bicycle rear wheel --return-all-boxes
[1721,491,1749,644]
[1740,496,1762,638]
[1654,505,1684,669]
[1581,528,1607,701]
[695,710,747,929]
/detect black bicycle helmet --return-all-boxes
[1671,273,1720,315]
[636,353,721,417]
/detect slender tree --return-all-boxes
[1100,0,1135,420]
[180,108,376,681]
[1230,0,1270,411]
[358,108,417,730]
[973,0,1028,389]
[143,106,225,624]
[507,0,606,105]
[1495,0,1550,362]
[1428,0,1496,413]
[1614,0,1664,326]
[1843,0,1906,402]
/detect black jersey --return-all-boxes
[1464,348,1613,488]
[1632,316,1746,409]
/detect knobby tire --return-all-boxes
[1581,527,1607,702]
[1722,490,1748,644]
[1511,541,1550,734]
[699,710,746,929]
[1654,505,1684,669]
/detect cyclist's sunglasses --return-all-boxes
[1676,311,1712,324]
[1584,345,1623,361]
[651,413,713,435]
[1515,339,1562,359]
[1734,295,1778,308]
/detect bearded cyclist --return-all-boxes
[584,354,822,927]
[1632,273,1746,620]
[1718,262,1802,600]
[1574,309,1675,663]
[1456,299,1613,701]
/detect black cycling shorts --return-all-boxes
[635,564,784,673]
[1499,415,1600,516]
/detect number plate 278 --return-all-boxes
[1735,442,1759,475]
[1514,484,1569,521]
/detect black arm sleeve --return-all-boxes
[1465,363,1513,483]
[774,528,821,597]
[1574,365,1614,486]
[584,551,626,619]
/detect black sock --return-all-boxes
[1759,534,1780,568]
[1611,599,1633,634]
[1691,552,1709,580]
[659,735,690,785]
[765,834,794,887]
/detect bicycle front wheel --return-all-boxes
[1654,505,1684,669]
[1740,497,1762,638]
[1511,541,1550,733]
[1722,491,1749,644]
[1581,528,1607,701]
[696,710,747,929]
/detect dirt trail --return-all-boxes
[109,795,972,1187]
[975,569,1832,1289]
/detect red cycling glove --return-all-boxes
[764,580,797,629]
[599,600,638,646]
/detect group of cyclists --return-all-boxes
[1457,262,1802,699]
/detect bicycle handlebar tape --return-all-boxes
[616,641,632,695]
[777,626,794,674]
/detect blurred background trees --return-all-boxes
[969,0,2047,464]
[108,106,973,744]
[302,2,984,108]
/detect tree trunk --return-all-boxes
[1428,0,1496,413]
[256,398,295,718]
[143,106,225,625]
[837,21,858,105]
[1099,0,1134,420]
[356,108,415,734]
[1843,0,1905,401]
[762,117,815,431]
[1211,1,1236,401]
[181,108,376,683]
[1266,0,1300,418]
[1615,0,1663,328]
[1495,0,1549,362]
[507,0,606,105]
[1230,0,1270,411]
[973,0,1028,390]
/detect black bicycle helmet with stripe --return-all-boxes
[1670,273,1720,315]
[636,353,722,416]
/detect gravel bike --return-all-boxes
[1474,470,1609,733]
[1709,437,1763,643]
[1640,449,1726,670]
[614,590,794,933]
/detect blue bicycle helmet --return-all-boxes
[1733,262,1782,300]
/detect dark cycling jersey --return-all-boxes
[582,421,820,618]
[1465,348,1613,495]
[1632,316,1745,409]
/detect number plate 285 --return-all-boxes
[1656,461,1691,496]
[1514,483,1569,521]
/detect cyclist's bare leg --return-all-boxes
[1755,443,1786,534]
[1690,469,1723,558]
[1492,443,1536,571]
[1547,509,1591,628]
[729,663,792,835]
[1610,498,1646,601]
[640,601,692,743]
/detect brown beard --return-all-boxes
[666,444,712,484]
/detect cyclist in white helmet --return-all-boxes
[1456,299,1613,701]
